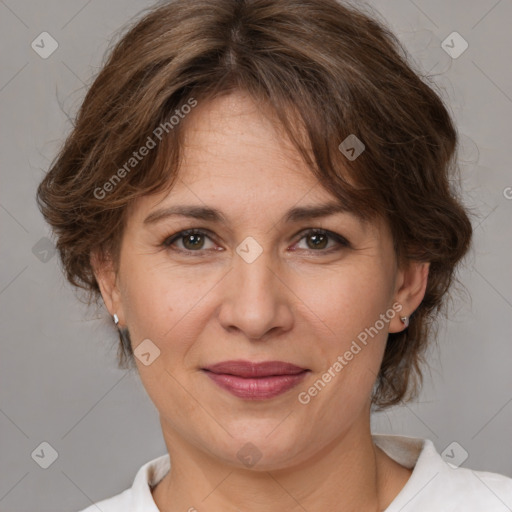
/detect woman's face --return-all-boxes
[95,90,427,470]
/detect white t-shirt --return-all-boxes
[78,434,512,511]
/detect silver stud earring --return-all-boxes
[400,316,409,328]
[113,313,119,326]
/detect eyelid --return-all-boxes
[293,227,351,249]
[162,228,219,253]
[161,227,351,253]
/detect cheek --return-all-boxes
[120,257,217,357]
[300,262,394,345]
[120,261,207,416]
[294,261,393,408]
[118,255,175,340]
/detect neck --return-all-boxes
[152,413,411,512]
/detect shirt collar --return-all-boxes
[128,434,451,511]
[374,434,456,511]
[131,452,170,511]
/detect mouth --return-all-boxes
[201,360,310,400]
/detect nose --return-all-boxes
[217,245,294,341]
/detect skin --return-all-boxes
[92,90,430,512]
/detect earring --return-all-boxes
[400,316,409,328]
[113,313,119,326]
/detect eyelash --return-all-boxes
[161,228,350,256]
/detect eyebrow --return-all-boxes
[143,201,363,226]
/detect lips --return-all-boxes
[201,360,310,400]
[203,360,308,378]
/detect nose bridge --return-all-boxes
[235,245,276,300]
[218,237,292,339]
[233,237,279,309]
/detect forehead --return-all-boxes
[128,91,374,232]
[179,91,313,185]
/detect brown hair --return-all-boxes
[36,0,473,409]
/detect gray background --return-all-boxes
[1,0,511,510]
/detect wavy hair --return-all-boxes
[36,0,473,409]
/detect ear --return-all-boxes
[90,249,126,327]
[388,260,430,333]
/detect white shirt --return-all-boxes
[78,434,512,511]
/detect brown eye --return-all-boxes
[163,229,216,252]
[306,232,329,250]
[182,232,205,250]
[294,228,350,253]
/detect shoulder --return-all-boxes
[373,434,512,511]
[75,453,170,512]
[76,488,132,512]
[449,466,512,510]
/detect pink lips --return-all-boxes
[202,360,309,400]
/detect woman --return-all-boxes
[36,0,512,510]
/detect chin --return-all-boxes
[204,426,306,471]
